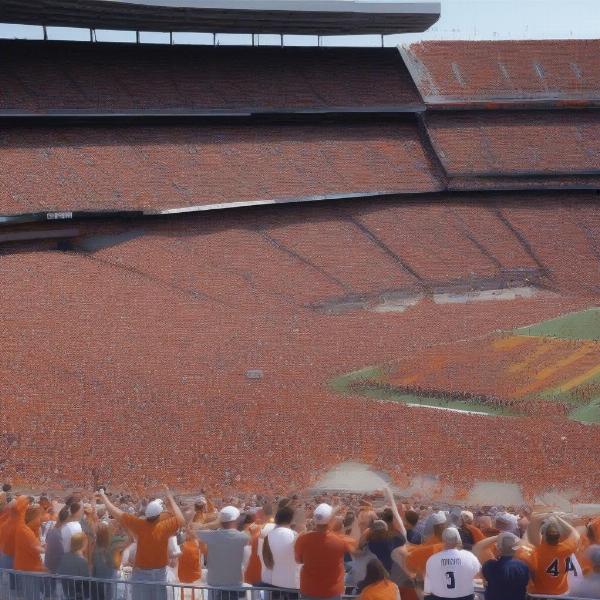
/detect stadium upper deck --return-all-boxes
[0,0,441,34]
[0,42,423,114]
[402,40,600,108]
[0,39,599,218]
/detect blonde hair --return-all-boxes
[96,523,112,549]
[70,532,87,553]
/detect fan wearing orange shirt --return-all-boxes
[192,496,217,525]
[473,530,536,572]
[459,511,485,550]
[397,511,447,581]
[99,485,185,600]
[178,526,205,584]
[527,513,580,596]
[14,502,47,600]
[242,514,262,585]
[575,516,600,576]
[0,492,9,566]
[359,559,400,600]
[38,497,53,524]
[0,495,30,570]
[295,503,357,600]
[178,525,206,600]
[14,504,45,572]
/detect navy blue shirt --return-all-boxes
[368,534,406,573]
[407,529,423,545]
[482,556,530,600]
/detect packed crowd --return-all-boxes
[3,201,600,504]
[376,333,600,420]
[0,482,599,600]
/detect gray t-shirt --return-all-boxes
[569,573,600,599]
[199,529,249,587]
[57,553,90,578]
[44,527,65,573]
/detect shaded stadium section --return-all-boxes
[403,39,600,108]
[425,110,600,189]
[0,42,423,114]
[0,122,442,214]
[1,196,599,499]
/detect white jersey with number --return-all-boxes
[424,548,481,598]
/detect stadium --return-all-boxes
[1,0,600,508]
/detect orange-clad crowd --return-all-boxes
[378,333,600,419]
[2,200,600,505]
[1,484,599,599]
[2,200,600,503]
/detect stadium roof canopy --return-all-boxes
[0,0,441,34]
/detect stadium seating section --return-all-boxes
[0,38,599,500]
[0,41,422,112]
[404,39,600,105]
[0,123,441,213]
[1,196,600,500]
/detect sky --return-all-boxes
[0,0,599,46]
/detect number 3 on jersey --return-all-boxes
[546,556,578,577]
[445,571,456,589]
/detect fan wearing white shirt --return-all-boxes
[264,505,302,591]
[424,527,480,600]
[61,502,84,552]
[167,536,183,600]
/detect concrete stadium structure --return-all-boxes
[0,0,441,34]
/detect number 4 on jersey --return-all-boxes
[546,556,578,577]
[546,559,560,577]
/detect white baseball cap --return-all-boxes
[145,500,164,519]
[429,511,448,526]
[461,511,474,522]
[219,505,241,523]
[314,503,333,525]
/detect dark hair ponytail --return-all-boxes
[58,506,70,524]
[357,559,389,593]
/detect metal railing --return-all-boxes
[0,568,301,600]
[0,569,593,600]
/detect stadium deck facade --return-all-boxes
[0,32,599,500]
[0,0,441,34]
